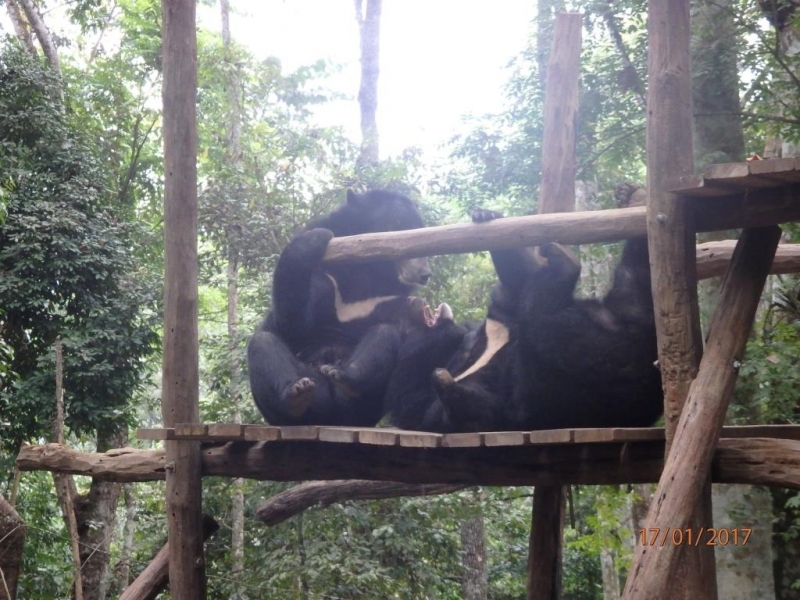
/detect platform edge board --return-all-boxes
[358,429,400,446]
[243,426,281,442]
[317,427,361,444]
[207,423,244,439]
[573,428,666,443]
[748,157,798,182]
[279,426,320,441]
[397,431,442,448]
[664,174,733,197]
[174,423,208,439]
[136,427,175,441]
[484,431,529,446]
[528,429,575,444]
[441,432,484,447]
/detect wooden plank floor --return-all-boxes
[137,423,800,447]
[666,158,800,196]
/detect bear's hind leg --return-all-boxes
[247,330,318,422]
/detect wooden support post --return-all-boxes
[623,226,780,599]
[161,0,204,597]
[527,13,581,600]
[527,488,565,600]
[633,0,716,597]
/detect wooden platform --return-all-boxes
[101,424,800,488]
[137,423,800,447]
[667,158,800,197]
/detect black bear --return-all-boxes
[247,189,434,426]
[386,201,662,432]
[386,208,526,432]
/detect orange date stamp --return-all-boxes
[638,527,751,547]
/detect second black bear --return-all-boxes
[387,206,662,432]
[247,189,433,426]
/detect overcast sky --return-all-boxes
[198,0,535,159]
[0,1,535,160]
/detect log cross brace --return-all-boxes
[623,226,782,599]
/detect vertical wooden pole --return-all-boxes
[622,1,714,598]
[622,226,780,599]
[161,0,204,598]
[527,13,581,600]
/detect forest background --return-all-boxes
[1,0,800,598]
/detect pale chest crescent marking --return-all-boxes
[454,318,509,382]
[327,275,400,323]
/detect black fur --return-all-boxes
[247,189,431,426]
[386,208,662,432]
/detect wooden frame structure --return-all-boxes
[12,0,800,598]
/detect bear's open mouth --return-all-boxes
[423,302,453,326]
[409,297,453,327]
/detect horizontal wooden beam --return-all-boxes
[256,480,465,526]
[697,241,800,279]
[324,207,647,262]
[322,185,800,263]
[17,437,800,489]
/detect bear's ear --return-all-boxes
[346,189,360,205]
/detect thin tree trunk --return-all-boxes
[51,339,84,600]
[461,511,487,600]
[355,0,382,166]
[111,484,137,595]
[4,0,36,56]
[74,424,125,600]
[600,546,620,600]
[15,0,61,78]
[0,493,24,600]
[691,0,745,166]
[295,513,310,599]
[220,2,245,596]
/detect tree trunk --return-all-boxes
[4,0,36,56]
[15,0,61,79]
[772,487,800,600]
[355,0,382,166]
[600,546,620,600]
[461,511,488,600]
[691,0,745,167]
[219,2,245,596]
[712,485,775,600]
[74,424,126,600]
[109,484,137,596]
[51,339,84,600]
[0,493,24,600]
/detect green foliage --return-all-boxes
[0,43,159,449]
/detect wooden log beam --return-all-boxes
[16,444,167,481]
[161,0,204,597]
[528,12,582,600]
[119,515,218,600]
[320,184,800,263]
[697,241,800,279]
[20,438,800,489]
[256,480,466,526]
[623,226,781,600]
[643,0,713,596]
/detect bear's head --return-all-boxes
[311,189,432,289]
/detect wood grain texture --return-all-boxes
[623,226,781,600]
[256,480,464,526]
[17,437,800,489]
[161,0,204,596]
[635,1,715,597]
[319,186,800,264]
